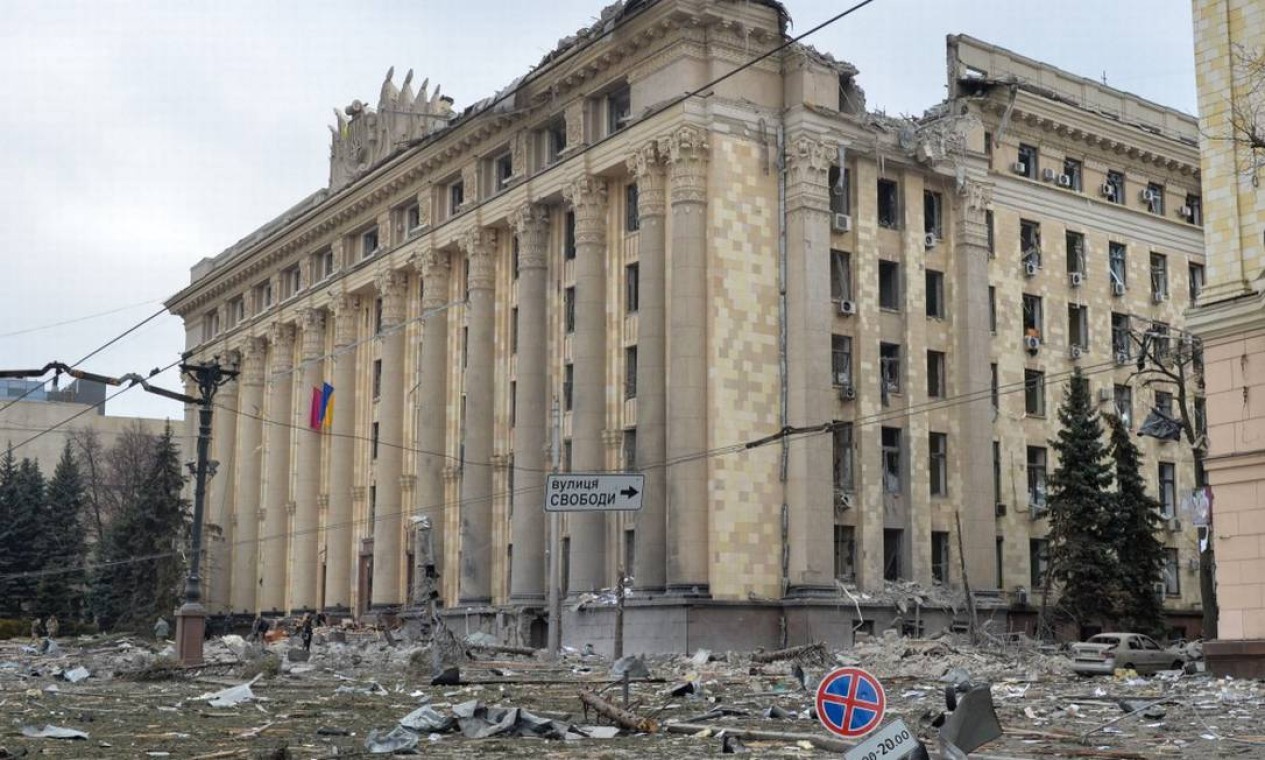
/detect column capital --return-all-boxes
[490,454,512,470]
[662,125,709,205]
[375,268,409,326]
[443,463,462,482]
[351,486,367,502]
[510,204,550,270]
[331,291,361,347]
[627,141,667,217]
[461,227,498,291]
[317,494,330,512]
[785,135,833,212]
[956,178,994,214]
[269,322,296,372]
[241,336,268,386]
[299,308,327,359]
[413,249,452,309]
[602,428,623,447]
[285,500,297,516]
[400,474,417,492]
[563,176,608,245]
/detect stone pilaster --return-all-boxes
[290,308,326,611]
[663,126,711,595]
[325,292,359,611]
[509,204,550,602]
[563,176,609,594]
[627,142,668,592]
[260,322,295,612]
[372,268,409,608]
[207,352,239,614]
[230,337,267,612]
[458,227,498,604]
[414,248,451,598]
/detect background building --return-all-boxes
[167,0,1205,650]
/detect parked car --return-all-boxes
[1069,633,1186,675]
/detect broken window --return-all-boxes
[1105,170,1125,204]
[461,324,468,366]
[1020,219,1041,268]
[1063,157,1083,191]
[1109,242,1127,290]
[1163,548,1180,596]
[1017,143,1039,179]
[606,84,631,135]
[986,210,995,257]
[563,363,574,411]
[925,270,946,319]
[375,297,384,335]
[564,211,576,260]
[372,358,382,400]
[564,287,576,333]
[371,421,380,459]
[1022,294,1043,340]
[493,152,514,193]
[1155,389,1174,416]
[990,363,999,409]
[1194,397,1207,437]
[832,335,853,387]
[1183,193,1202,225]
[511,307,519,354]
[1068,304,1089,349]
[881,426,902,494]
[1189,263,1205,302]
[1027,446,1048,510]
[510,381,516,427]
[924,190,943,238]
[545,119,567,165]
[988,286,997,333]
[1151,322,1171,361]
[1066,231,1086,275]
[405,203,422,233]
[626,263,640,313]
[877,179,900,229]
[626,182,640,232]
[833,422,854,494]
[1030,538,1050,587]
[834,525,856,582]
[1158,462,1177,518]
[927,350,946,398]
[996,537,1005,590]
[993,441,1002,504]
[1115,384,1133,428]
[878,260,900,310]
[880,342,901,400]
[829,166,851,215]
[623,428,637,470]
[1024,370,1046,417]
[1145,182,1165,215]
[624,345,637,400]
[830,250,853,302]
[884,529,904,581]
[1151,253,1169,301]
[448,180,465,216]
[1112,313,1132,359]
[931,531,950,584]
[929,433,948,497]
[362,226,380,259]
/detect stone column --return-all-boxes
[510,205,550,602]
[372,269,409,609]
[459,228,498,604]
[325,292,359,611]
[664,126,710,595]
[627,143,668,592]
[207,358,239,614]
[563,176,609,594]
[414,249,451,594]
[260,322,295,612]
[782,136,836,596]
[290,308,325,611]
[230,337,266,612]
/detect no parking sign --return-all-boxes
[815,666,886,739]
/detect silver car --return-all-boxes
[1070,633,1186,676]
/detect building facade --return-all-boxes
[167,0,1206,649]
[1187,0,1265,676]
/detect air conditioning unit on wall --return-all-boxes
[832,213,852,233]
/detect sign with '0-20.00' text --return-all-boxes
[544,473,645,512]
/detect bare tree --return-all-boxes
[1226,45,1265,177]
[69,428,109,544]
[69,423,160,548]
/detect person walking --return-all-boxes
[29,617,43,644]
[300,613,314,652]
[44,615,59,640]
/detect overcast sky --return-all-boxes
[0,0,1197,429]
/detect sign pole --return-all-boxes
[546,396,562,660]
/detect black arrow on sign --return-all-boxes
[619,486,639,498]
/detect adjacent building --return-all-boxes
[166,0,1207,650]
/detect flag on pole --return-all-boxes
[319,383,335,429]
[309,387,322,429]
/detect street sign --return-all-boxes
[544,473,645,512]
[843,718,919,760]
[815,666,886,739]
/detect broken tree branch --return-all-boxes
[579,689,659,734]
[664,722,851,753]
[750,642,826,664]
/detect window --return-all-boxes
[1195,397,1208,437]
[993,440,1002,504]
[833,422,855,494]
[880,343,901,397]
[1020,219,1042,267]
[564,211,576,259]
[1163,548,1180,596]
[984,131,993,157]
[361,227,380,259]
[1030,538,1050,587]
[624,346,637,399]
[202,310,220,342]
[509,381,516,427]
[1158,462,1177,518]
[878,260,901,310]
[623,428,637,470]
[925,270,946,318]
[542,119,567,166]
[511,236,520,280]
[927,350,946,398]
[369,485,376,528]
[1024,370,1046,416]
[1114,384,1133,428]
[832,335,853,386]
[1105,170,1125,204]
[996,537,1005,590]
[374,297,384,335]
[564,287,576,333]
[931,531,950,583]
[988,286,997,333]
[830,250,853,302]
[1017,143,1038,179]
[318,248,336,281]
[1066,231,1086,275]
[282,264,302,300]
[625,263,639,313]
[990,363,999,409]
[606,84,632,134]
[883,529,903,581]
[924,190,943,238]
[929,433,948,497]
[1027,446,1048,509]
[405,203,422,233]
[1112,313,1132,358]
[1068,304,1089,349]
[881,427,902,494]
[494,152,514,193]
[1151,322,1171,361]
[228,296,245,327]
[877,179,900,229]
[986,210,995,257]
[372,358,382,400]
[625,182,639,232]
[829,165,851,215]
[461,325,468,367]
[563,440,572,472]
[1145,182,1165,215]
[1155,389,1174,416]
[1109,242,1127,290]
[563,363,574,411]
[371,421,380,459]
[1189,263,1205,302]
[1183,193,1203,225]
[834,526,856,582]
[1063,157,1083,191]
[511,307,519,354]
[1022,294,1043,340]
[254,280,273,313]
[1151,253,1169,300]
[449,180,465,216]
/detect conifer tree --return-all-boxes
[0,451,47,617]
[1106,414,1168,636]
[1045,370,1120,629]
[36,443,88,622]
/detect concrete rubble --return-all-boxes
[0,620,1256,758]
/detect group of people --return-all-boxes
[250,611,328,651]
[29,614,59,642]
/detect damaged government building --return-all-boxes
[166,0,1207,650]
